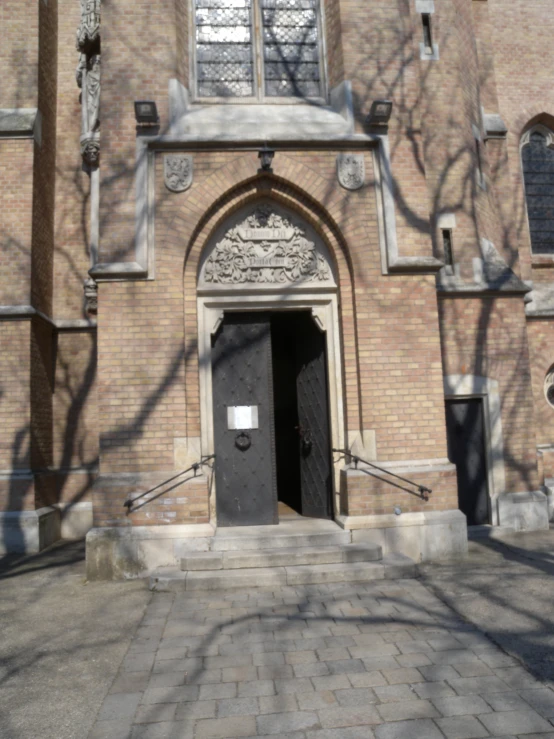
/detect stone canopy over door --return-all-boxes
[197,201,343,525]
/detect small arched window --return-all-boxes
[521,125,554,255]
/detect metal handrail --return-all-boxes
[332,448,432,501]
[123,454,216,512]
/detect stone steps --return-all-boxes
[180,542,383,571]
[210,528,351,552]
[149,553,417,592]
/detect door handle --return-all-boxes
[235,432,251,451]
[296,425,313,452]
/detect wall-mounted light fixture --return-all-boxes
[367,100,393,127]
[134,101,159,126]
[258,143,275,172]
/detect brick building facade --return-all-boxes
[1,0,553,577]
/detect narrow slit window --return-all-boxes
[442,229,454,266]
[475,137,484,186]
[422,13,433,53]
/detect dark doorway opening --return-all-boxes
[271,313,302,516]
[445,398,490,526]
[271,311,333,520]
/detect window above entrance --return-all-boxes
[193,0,326,101]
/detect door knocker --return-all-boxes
[296,425,313,453]
[235,431,251,451]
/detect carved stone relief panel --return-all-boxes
[337,152,365,190]
[199,203,336,289]
[164,154,193,192]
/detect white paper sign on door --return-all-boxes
[227,406,259,430]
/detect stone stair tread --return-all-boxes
[150,553,417,592]
[180,542,383,571]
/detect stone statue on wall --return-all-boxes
[76,0,101,166]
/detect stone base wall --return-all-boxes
[339,461,458,517]
[91,472,210,528]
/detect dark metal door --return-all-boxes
[295,312,333,519]
[445,399,489,525]
[212,313,278,526]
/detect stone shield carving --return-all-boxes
[204,206,331,285]
[337,153,365,190]
[164,154,193,193]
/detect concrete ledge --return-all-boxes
[57,502,93,540]
[0,506,61,555]
[336,510,468,563]
[497,490,549,531]
[85,523,216,580]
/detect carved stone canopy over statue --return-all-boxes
[337,153,365,191]
[200,204,336,289]
[76,0,101,53]
[164,154,193,193]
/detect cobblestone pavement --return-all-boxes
[88,577,554,739]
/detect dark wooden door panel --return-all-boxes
[212,313,277,526]
[295,312,333,519]
[445,398,489,526]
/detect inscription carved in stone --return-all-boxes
[164,154,193,193]
[204,206,330,284]
[337,153,365,191]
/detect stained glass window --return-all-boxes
[522,130,554,255]
[194,0,324,99]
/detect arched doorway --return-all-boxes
[196,200,346,526]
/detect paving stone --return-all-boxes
[316,647,351,661]
[479,709,553,735]
[258,664,294,679]
[429,650,481,665]
[256,710,320,734]
[432,695,492,716]
[275,677,315,694]
[396,653,433,668]
[317,704,382,728]
[141,686,199,704]
[374,718,445,739]
[123,653,156,673]
[349,644,400,659]
[520,688,554,717]
[435,716,489,738]
[334,687,378,707]
[348,671,388,688]
[453,661,494,678]
[419,665,460,682]
[258,694,299,714]
[381,667,424,684]
[88,719,132,739]
[195,716,257,738]
[413,680,456,699]
[253,652,286,667]
[495,667,545,691]
[484,691,534,712]
[134,703,177,724]
[326,658,366,674]
[297,690,337,709]
[286,650,318,665]
[175,700,216,719]
[293,661,331,678]
[374,684,418,703]
[217,696,259,717]
[361,656,401,671]
[377,699,439,722]
[305,729,373,739]
[237,679,275,697]
[448,676,511,695]
[198,682,237,700]
[98,693,143,721]
[110,672,151,694]
[311,675,351,691]
[148,672,187,689]
[222,666,258,682]
[130,721,195,739]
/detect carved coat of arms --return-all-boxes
[204,206,331,285]
[164,154,193,193]
[337,153,365,191]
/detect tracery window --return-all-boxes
[193,0,325,100]
[521,126,554,255]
